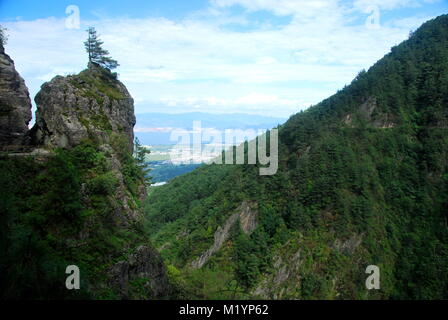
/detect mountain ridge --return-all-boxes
[145,14,448,299]
[0,55,173,299]
[135,112,286,145]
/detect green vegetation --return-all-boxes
[134,137,152,182]
[0,138,153,299]
[144,15,448,299]
[69,67,125,103]
[0,25,7,47]
[149,162,202,183]
[0,24,170,300]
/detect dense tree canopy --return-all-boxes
[145,15,448,300]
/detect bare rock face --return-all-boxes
[252,248,302,299]
[111,246,172,299]
[30,65,145,225]
[191,211,240,269]
[191,201,258,269]
[239,201,258,234]
[27,64,173,298]
[332,233,362,255]
[0,44,32,151]
[31,64,135,151]
[343,96,395,128]
[0,52,173,298]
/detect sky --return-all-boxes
[0,0,447,118]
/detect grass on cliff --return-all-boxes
[69,67,125,105]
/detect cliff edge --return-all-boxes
[0,43,32,151]
[0,52,172,299]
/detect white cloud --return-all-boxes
[386,15,436,29]
[134,127,176,133]
[353,0,441,11]
[214,0,440,13]
[212,0,341,18]
[0,0,444,118]
[151,93,302,115]
[256,56,277,64]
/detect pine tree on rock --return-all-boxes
[0,25,8,48]
[84,27,119,70]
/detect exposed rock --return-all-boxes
[0,45,32,151]
[239,201,258,234]
[191,201,258,269]
[343,96,395,128]
[28,64,144,227]
[359,96,377,119]
[111,245,172,299]
[191,212,239,269]
[253,247,302,299]
[0,48,172,298]
[253,233,362,298]
[100,142,145,225]
[343,114,353,125]
[332,233,363,255]
[22,63,169,298]
[30,64,135,151]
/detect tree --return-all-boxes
[134,137,151,184]
[84,27,119,70]
[0,25,8,47]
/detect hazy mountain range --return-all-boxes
[135,112,287,145]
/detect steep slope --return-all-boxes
[0,62,172,299]
[31,64,136,152]
[0,42,32,151]
[145,15,448,299]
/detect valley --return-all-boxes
[0,3,447,302]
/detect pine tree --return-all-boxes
[0,25,8,47]
[134,137,151,185]
[84,27,119,70]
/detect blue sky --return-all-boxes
[1,0,447,118]
[0,0,209,21]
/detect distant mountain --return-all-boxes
[145,15,448,299]
[135,112,286,145]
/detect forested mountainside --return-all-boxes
[0,42,173,299]
[145,15,448,299]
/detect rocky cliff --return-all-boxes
[0,42,32,151]
[30,64,144,225]
[31,63,135,152]
[191,201,258,269]
[0,50,172,299]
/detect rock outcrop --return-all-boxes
[253,248,302,299]
[29,64,172,298]
[191,201,258,269]
[111,246,172,299]
[343,96,395,128]
[0,50,172,299]
[0,43,32,151]
[239,201,258,234]
[31,64,135,151]
[30,64,144,227]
